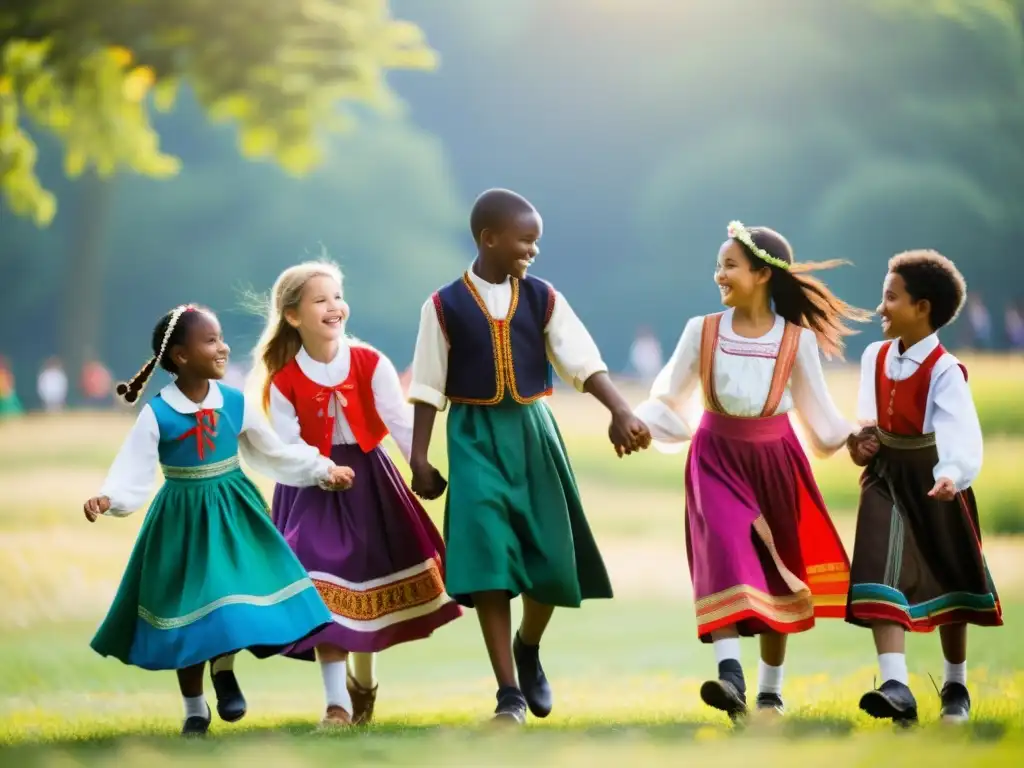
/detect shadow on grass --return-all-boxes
[0,713,1013,760]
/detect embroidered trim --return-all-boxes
[760,322,801,417]
[161,455,240,480]
[543,280,556,327]
[313,560,447,621]
[501,280,551,404]
[431,291,449,345]
[717,337,780,358]
[137,578,314,630]
[699,313,727,414]
[695,584,815,628]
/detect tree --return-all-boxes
[0,0,435,396]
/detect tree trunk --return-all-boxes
[59,172,113,405]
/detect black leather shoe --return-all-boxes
[513,632,552,718]
[493,685,528,725]
[211,667,247,723]
[939,682,970,724]
[700,659,748,720]
[181,703,211,737]
[755,692,785,715]
[859,679,918,723]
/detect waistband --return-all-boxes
[698,410,792,442]
[160,455,240,480]
[876,428,936,450]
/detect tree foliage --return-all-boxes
[0,0,436,224]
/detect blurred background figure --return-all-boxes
[627,326,664,387]
[80,356,113,408]
[36,357,68,413]
[0,355,23,420]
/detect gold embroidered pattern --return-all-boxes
[696,583,816,628]
[161,455,241,480]
[138,578,315,630]
[313,561,447,621]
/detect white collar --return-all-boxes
[466,267,511,290]
[158,381,224,413]
[893,333,939,363]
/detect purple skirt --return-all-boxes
[272,444,462,658]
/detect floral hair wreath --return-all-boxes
[727,220,791,271]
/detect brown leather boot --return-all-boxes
[347,673,378,725]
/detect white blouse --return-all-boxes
[634,309,857,457]
[408,269,608,411]
[268,343,413,463]
[857,335,983,491]
[99,381,335,516]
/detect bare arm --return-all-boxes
[410,402,438,471]
[582,371,632,418]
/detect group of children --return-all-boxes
[84,188,1001,736]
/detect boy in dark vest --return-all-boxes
[847,250,1001,726]
[407,188,650,724]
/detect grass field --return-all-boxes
[1,358,1022,765]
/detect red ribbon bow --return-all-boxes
[313,384,353,456]
[176,409,218,461]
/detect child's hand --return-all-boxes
[323,465,355,491]
[83,496,111,522]
[410,460,447,500]
[928,477,957,501]
[609,411,651,458]
[846,428,880,467]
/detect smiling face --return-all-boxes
[877,271,931,341]
[285,274,348,344]
[168,311,230,380]
[481,209,542,280]
[714,240,770,309]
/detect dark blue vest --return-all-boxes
[435,273,554,405]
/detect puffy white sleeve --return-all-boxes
[238,396,335,487]
[99,404,160,516]
[407,297,449,411]
[789,329,858,458]
[632,316,702,453]
[930,362,983,491]
[857,342,883,426]
[267,383,304,445]
[372,351,414,465]
[545,291,608,391]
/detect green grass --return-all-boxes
[2,368,1023,764]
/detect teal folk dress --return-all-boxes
[90,382,333,671]
[417,272,613,608]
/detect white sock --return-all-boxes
[320,659,353,711]
[758,660,784,695]
[878,652,909,685]
[944,660,967,687]
[713,637,741,664]
[211,653,235,675]
[183,695,209,720]
[349,652,377,689]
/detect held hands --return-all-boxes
[846,427,880,467]
[608,410,652,458]
[928,477,957,501]
[410,458,448,501]
[321,465,355,491]
[83,495,111,522]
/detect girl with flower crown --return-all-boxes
[633,222,873,721]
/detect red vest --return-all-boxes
[874,340,967,435]
[272,345,388,457]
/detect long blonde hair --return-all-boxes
[248,259,345,412]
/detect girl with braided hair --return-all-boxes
[84,304,354,737]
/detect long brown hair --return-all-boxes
[247,260,345,411]
[734,227,872,359]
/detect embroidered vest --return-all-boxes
[434,273,555,405]
[272,346,388,456]
[150,385,245,469]
[698,312,802,417]
[874,341,966,435]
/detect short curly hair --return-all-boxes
[887,249,967,331]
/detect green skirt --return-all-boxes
[443,397,613,608]
[91,466,331,670]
